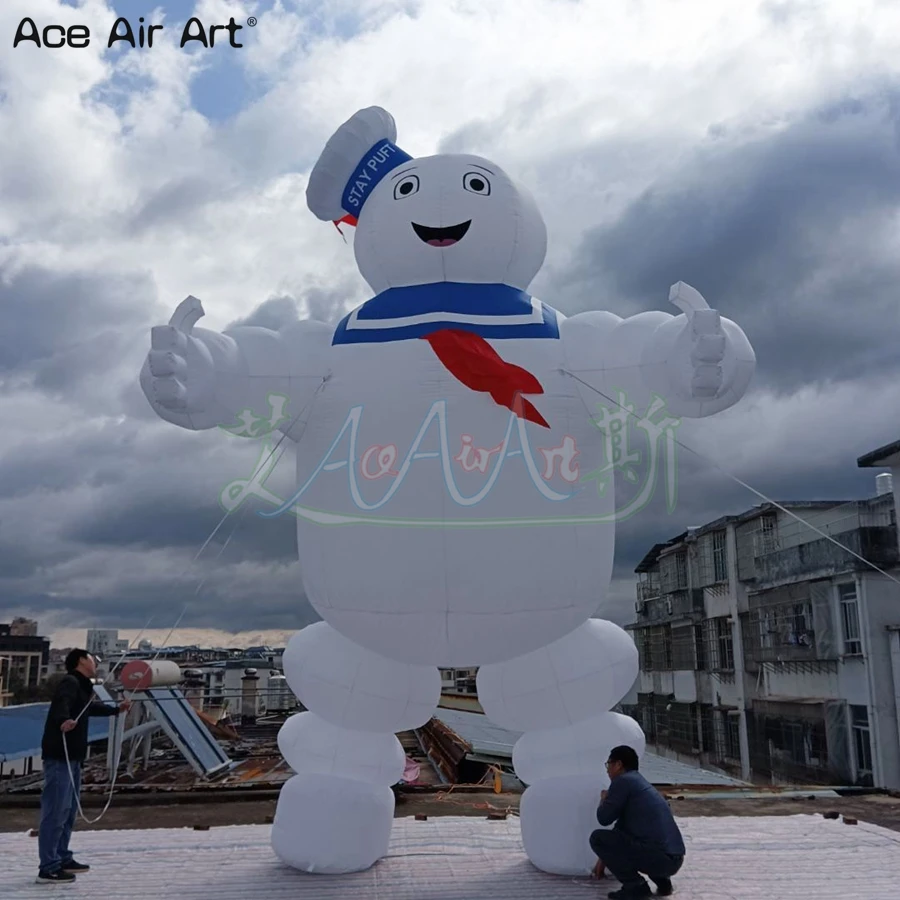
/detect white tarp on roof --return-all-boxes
[2,815,897,899]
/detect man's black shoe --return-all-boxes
[608,882,652,899]
[652,876,674,895]
[35,870,76,884]
[62,860,90,872]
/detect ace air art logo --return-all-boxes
[215,391,682,527]
[12,15,256,50]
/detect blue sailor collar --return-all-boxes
[332,282,560,345]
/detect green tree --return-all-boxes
[10,672,65,705]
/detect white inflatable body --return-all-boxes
[141,107,755,876]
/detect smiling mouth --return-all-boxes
[412,220,471,247]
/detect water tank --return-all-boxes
[120,659,181,690]
[876,473,894,496]
[267,674,292,712]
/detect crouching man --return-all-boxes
[590,745,686,899]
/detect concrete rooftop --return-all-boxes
[2,814,897,899]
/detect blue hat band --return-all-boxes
[341,140,413,216]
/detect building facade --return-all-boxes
[0,621,50,702]
[626,488,900,789]
[440,668,478,696]
[86,629,130,676]
[9,618,38,636]
[0,657,11,708]
[176,655,286,719]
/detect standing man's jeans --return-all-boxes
[590,828,683,890]
[38,758,82,874]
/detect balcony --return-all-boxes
[635,588,706,625]
[742,617,839,670]
[667,589,705,619]
[745,636,836,668]
[637,581,660,603]
[748,527,898,585]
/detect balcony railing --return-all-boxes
[747,527,898,583]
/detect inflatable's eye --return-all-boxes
[393,175,420,200]
[463,172,491,196]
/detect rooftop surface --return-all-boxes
[434,709,748,787]
[2,814,897,899]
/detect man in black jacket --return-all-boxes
[37,648,130,884]
[590,745,686,899]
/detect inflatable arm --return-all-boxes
[140,296,331,438]
[560,282,756,418]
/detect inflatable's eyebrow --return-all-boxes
[390,165,418,181]
[468,163,495,175]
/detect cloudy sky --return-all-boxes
[2,0,900,650]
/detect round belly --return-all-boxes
[288,340,617,666]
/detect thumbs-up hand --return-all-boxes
[668,282,727,400]
[143,296,217,415]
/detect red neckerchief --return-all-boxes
[421,328,549,429]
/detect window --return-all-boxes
[667,702,700,752]
[662,551,688,591]
[671,625,696,670]
[851,705,873,782]
[839,583,862,656]
[712,530,728,582]
[649,626,671,671]
[700,706,715,755]
[755,513,780,556]
[674,552,687,589]
[725,715,741,760]
[637,694,657,741]
[695,624,707,670]
[789,603,813,648]
[804,721,826,768]
[759,610,775,650]
[715,617,734,671]
[638,629,653,671]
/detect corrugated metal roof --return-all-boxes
[433,709,748,787]
[433,708,522,758]
[0,703,111,763]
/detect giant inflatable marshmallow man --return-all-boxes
[141,108,755,876]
